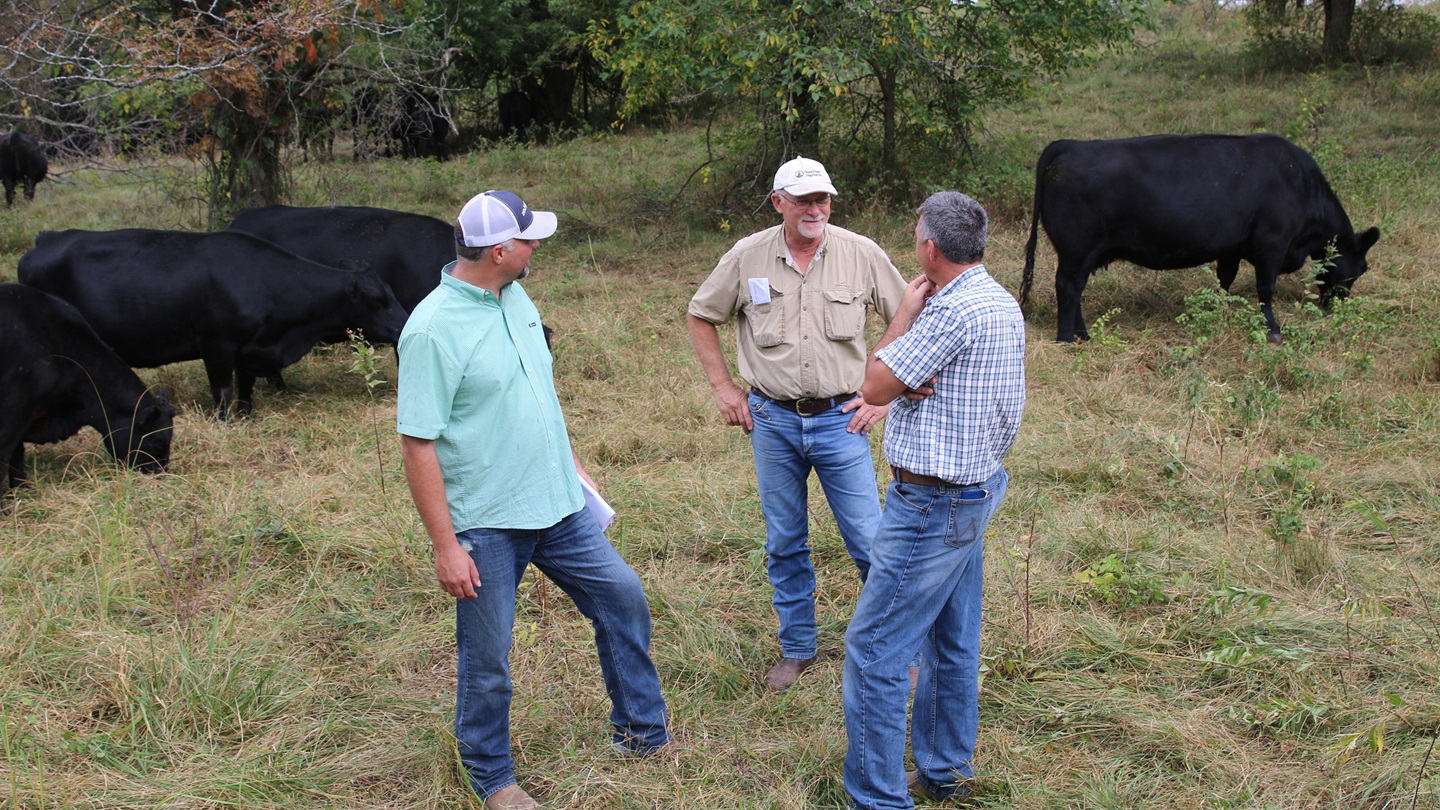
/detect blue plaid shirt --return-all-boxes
[877,265,1026,485]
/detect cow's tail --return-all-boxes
[1020,145,1052,317]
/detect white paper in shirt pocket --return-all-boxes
[748,277,772,305]
[580,478,616,532]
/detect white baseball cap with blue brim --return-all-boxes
[457,190,558,247]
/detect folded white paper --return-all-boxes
[748,277,772,305]
[580,478,616,532]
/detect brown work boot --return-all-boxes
[907,770,946,802]
[484,784,538,810]
[763,655,819,691]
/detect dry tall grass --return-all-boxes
[2,7,1439,808]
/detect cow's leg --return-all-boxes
[1253,264,1284,343]
[1216,257,1241,292]
[235,369,258,418]
[2,179,13,207]
[203,356,238,420]
[23,179,36,201]
[4,439,24,493]
[1054,259,1093,343]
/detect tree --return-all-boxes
[436,0,623,137]
[1321,0,1356,63]
[1,0,443,224]
[588,0,1147,199]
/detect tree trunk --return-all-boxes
[1322,0,1356,64]
[877,64,898,199]
[207,90,287,228]
[787,77,821,157]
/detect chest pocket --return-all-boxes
[743,292,785,348]
[823,289,866,341]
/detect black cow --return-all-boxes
[393,92,449,160]
[498,90,536,139]
[1020,134,1380,343]
[1,132,49,206]
[0,284,174,500]
[18,229,409,418]
[226,205,454,313]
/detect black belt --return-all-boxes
[752,388,856,417]
[892,466,982,490]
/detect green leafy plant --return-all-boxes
[1073,554,1168,608]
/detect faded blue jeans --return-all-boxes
[749,391,881,659]
[843,466,1008,809]
[453,508,670,801]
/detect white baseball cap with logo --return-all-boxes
[773,156,839,198]
[456,190,558,247]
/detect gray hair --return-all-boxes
[917,192,987,264]
[454,221,515,261]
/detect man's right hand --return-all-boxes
[714,381,754,432]
[436,541,482,599]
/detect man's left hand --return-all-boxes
[842,397,889,435]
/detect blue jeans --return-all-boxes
[453,509,670,800]
[843,466,1009,809]
[749,391,881,659]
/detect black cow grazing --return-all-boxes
[18,229,409,418]
[227,205,454,313]
[1021,134,1380,343]
[0,284,174,501]
[1,132,49,206]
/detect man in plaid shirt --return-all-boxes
[842,191,1026,808]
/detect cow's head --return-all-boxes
[1318,226,1380,306]
[104,389,176,473]
[343,269,409,345]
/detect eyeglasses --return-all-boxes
[778,191,831,209]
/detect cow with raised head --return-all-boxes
[226,205,455,313]
[1020,134,1380,343]
[1,132,48,206]
[18,229,409,418]
[0,284,175,500]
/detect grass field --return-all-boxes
[2,6,1440,808]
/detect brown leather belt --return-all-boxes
[752,388,856,417]
[892,466,981,489]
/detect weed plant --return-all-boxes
[3,6,1440,808]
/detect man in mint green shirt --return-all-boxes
[397,190,670,810]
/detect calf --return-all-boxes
[0,284,174,500]
[19,229,409,417]
[1021,134,1380,342]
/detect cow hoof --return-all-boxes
[1267,332,1283,344]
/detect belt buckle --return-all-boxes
[795,397,824,416]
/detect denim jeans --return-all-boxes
[453,508,670,800]
[842,466,1008,809]
[749,391,881,659]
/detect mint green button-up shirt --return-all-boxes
[396,265,582,531]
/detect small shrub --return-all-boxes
[1073,554,1169,609]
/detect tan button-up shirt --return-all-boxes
[689,224,906,400]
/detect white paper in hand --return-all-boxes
[580,478,616,532]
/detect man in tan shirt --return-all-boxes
[688,157,907,691]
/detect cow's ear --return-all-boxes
[152,385,172,403]
[1358,227,1380,252]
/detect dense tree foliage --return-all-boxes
[439,0,622,136]
[0,0,441,222]
[589,0,1148,198]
